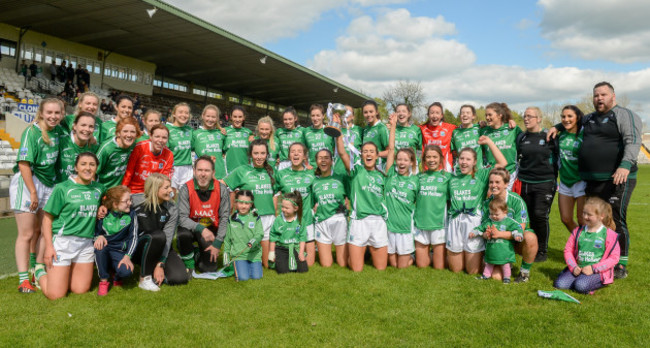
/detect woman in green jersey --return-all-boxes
[253,116,280,167]
[384,113,419,268]
[361,100,390,170]
[223,139,276,268]
[394,103,422,160]
[303,104,334,167]
[224,106,253,174]
[61,92,102,140]
[276,107,305,170]
[56,112,99,183]
[274,142,316,265]
[451,105,483,173]
[96,117,141,189]
[37,152,104,300]
[137,109,162,143]
[336,113,393,272]
[166,103,194,190]
[312,148,349,267]
[447,137,506,275]
[99,95,133,144]
[192,104,227,179]
[11,98,65,293]
[557,105,586,232]
[483,167,538,283]
[480,102,521,190]
[414,145,451,269]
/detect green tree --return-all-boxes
[444,109,460,126]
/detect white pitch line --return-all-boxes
[0,272,18,280]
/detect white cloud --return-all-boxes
[539,0,650,63]
[163,0,408,44]
[309,9,475,81]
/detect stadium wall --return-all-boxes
[0,23,155,95]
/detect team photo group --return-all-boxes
[9,80,642,300]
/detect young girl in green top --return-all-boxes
[269,191,308,274]
[166,103,194,190]
[557,105,586,232]
[137,109,162,143]
[224,190,264,282]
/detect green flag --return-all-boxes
[537,290,581,304]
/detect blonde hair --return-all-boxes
[584,197,616,231]
[201,104,223,131]
[74,92,99,115]
[144,173,171,214]
[525,106,543,119]
[36,98,64,146]
[168,102,191,124]
[256,116,276,152]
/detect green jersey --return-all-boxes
[558,131,583,186]
[44,179,104,239]
[192,127,226,179]
[274,168,315,226]
[345,125,364,151]
[415,170,451,231]
[62,114,103,141]
[395,124,422,154]
[384,168,419,234]
[477,217,522,265]
[303,126,334,165]
[451,124,483,171]
[56,133,99,183]
[276,127,305,161]
[14,124,63,187]
[311,174,347,222]
[166,123,193,166]
[480,124,522,172]
[99,118,117,144]
[96,138,135,189]
[224,165,275,216]
[577,225,607,268]
[223,126,252,173]
[448,167,490,218]
[349,161,386,220]
[482,191,530,230]
[102,211,132,236]
[136,132,149,143]
[270,215,307,245]
[223,212,263,262]
[363,120,389,152]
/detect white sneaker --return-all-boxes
[138,276,160,292]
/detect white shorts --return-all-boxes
[9,173,54,213]
[507,167,518,191]
[315,213,348,246]
[277,160,292,171]
[305,224,315,242]
[260,214,276,241]
[348,215,388,248]
[446,213,485,253]
[52,235,95,266]
[414,228,446,246]
[558,180,586,198]
[388,231,415,255]
[171,165,194,189]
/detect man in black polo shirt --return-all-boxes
[550,81,642,279]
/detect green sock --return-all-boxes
[35,263,46,280]
[618,256,628,266]
[19,272,29,283]
[181,253,195,270]
[29,253,36,269]
[521,261,533,273]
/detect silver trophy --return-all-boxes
[325,103,351,137]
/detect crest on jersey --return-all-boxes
[248,222,255,229]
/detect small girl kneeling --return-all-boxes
[269,191,308,274]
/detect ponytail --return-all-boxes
[36,98,64,146]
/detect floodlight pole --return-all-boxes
[14,26,30,74]
[100,50,112,90]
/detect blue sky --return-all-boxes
[165,0,649,125]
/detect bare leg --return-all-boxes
[369,246,388,270]
[317,242,333,267]
[348,244,366,272]
[558,194,578,232]
[464,252,483,275]
[414,242,431,268]
[68,262,94,294]
[15,212,37,274]
[305,241,316,266]
[388,253,397,267]
[335,244,348,267]
[261,240,270,268]
[40,265,71,300]
[396,255,412,269]
[447,251,464,273]
[576,196,586,227]
[432,244,447,270]
[521,231,538,265]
